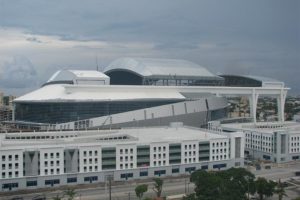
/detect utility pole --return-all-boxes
[109,177,112,200]
[185,178,187,194]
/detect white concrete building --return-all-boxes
[0,124,244,191]
[210,121,300,163]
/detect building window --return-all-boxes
[154,170,166,176]
[45,179,60,185]
[213,163,227,169]
[172,168,179,173]
[67,177,77,183]
[140,171,148,177]
[201,165,208,170]
[84,176,98,182]
[185,167,196,173]
[26,181,37,187]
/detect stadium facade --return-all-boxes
[13,58,289,129]
[13,58,229,128]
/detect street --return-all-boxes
[1,162,300,200]
[0,177,194,200]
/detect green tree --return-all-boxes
[275,180,287,200]
[135,184,148,200]
[219,168,256,200]
[189,168,255,200]
[152,178,163,198]
[255,177,276,200]
[64,188,76,200]
[190,170,223,200]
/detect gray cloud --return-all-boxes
[0,56,38,88]
[0,0,299,95]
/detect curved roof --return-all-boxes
[47,70,109,83]
[104,57,221,79]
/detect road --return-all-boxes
[1,162,300,200]
[250,162,300,200]
[0,178,194,200]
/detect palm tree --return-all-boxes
[64,188,76,200]
[275,180,287,200]
[152,178,163,198]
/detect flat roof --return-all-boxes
[0,126,227,149]
[14,84,186,102]
[220,121,300,134]
[47,70,109,83]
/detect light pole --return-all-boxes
[109,176,112,200]
[185,178,187,194]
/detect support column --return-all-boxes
[249,89,259,123]
[12,103,15,121]
[277,90,287,122]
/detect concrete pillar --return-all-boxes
[277,90,287,122]
[249,90,259,123]
[12,103,15,121]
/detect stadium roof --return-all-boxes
[104,57,222,79]
[14,84,186,102]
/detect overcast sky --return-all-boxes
[0,0,299,96]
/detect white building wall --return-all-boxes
[116,144,137,170]
[228,132,245,160]
[0,149,23,179]
[39,148,64,176]
[181,141,199,164]
[261,133,273,153]
[289,133,300,154]
[150,143,169,167]
[78,146,102,173]
[210,139,229,161]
